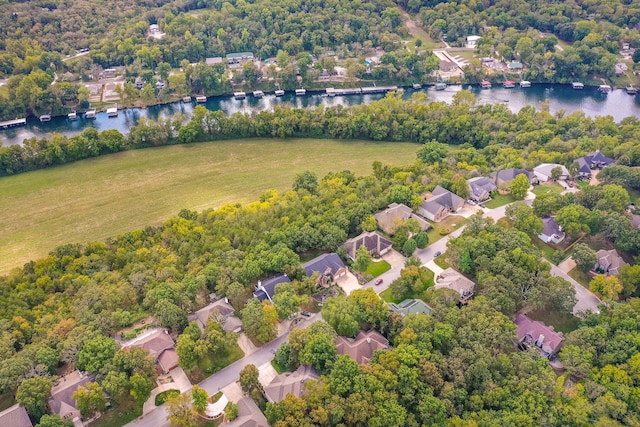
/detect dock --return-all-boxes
[196,95,207,103]
[0,118,27,129]
[295,88,306,95]
[480,80,492,88]
[434,83,446,91]
[234,92,246,99]
[412,83,422,89]
[106,107,118,117]
[503,80,515,88]
[519,81,531,88]
[85,110,96,119]
[182,96,192,103]
[572,82,584,89]
[275,90,285,96]
[39,115,52,122]
[361,86,398,94]
[68,112,78,120]
[599,85,611,93]
[252,91,264,97]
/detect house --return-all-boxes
[418,186,464,222]
[467,176,498,202]
[507,61,523,70]
[538,217,565,244]
[595,249,627,276]
[388,299,433,316]
[574,150,615,178]
[335,329,388,364]
[127,329,178,374]
[253,274,291,303]
[226,52,255,64]
[533,163,570,182]
[373,203,430,235]
[302,253,347,287]
[439,60,457,72]
[491,168,537,187]
[514,314,564,356]
[0,404,32,427]
[155,80,165,89]
[226,396,269,427]
[343,231,393,260]
[194,299,242,333]
[49,371,97,424]
[433,268,475,303]
[103,68,116,78]
[149,24,160,33]
[205,57,224,66]
[134,76,144,90]
[466,35,481,49]
[263,365,319,403]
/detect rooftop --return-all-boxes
[388,299,433,316]
[195,299,235,330]
[540,217,564,239]
[420,185,464,215]
[128,329,175,359]
[373,203,430,234]
[343,231,392,260]
[335,329,388,365]
[595,249,627,275]
[302,253,346,279]
[433,268,475,297]
[491,168,532,183]
[49,371,97,417]
[264,365,319,403]
[514,314,563,355]
[0,404,32,427]
[254,274,291,302]
[226,396,269,427]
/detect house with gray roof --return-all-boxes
[126,329,178,374]
[595,249,627,276]
[226,52,255,64]
[538,217,565,244]
[491,168,537,187]
[226,396,269,427]
[253,274,291,303]
[418,186,464,222]
[49,371,97,424]
[335,330,388,364]
[533,163,569,182]
[343,231,392,260]
[302,253,347,287]
[515,314,563,356]
[0,404,32,427]
[467,176,497,202]
[574,150,615,178]
[194,299,242,333]
[373,203,430,235]
[263,365,319,403]
[433,268,475,303]
[388,299,432,316]
[205,57,224,66]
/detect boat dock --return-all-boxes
[434,82,447,91]
[0,118,27,129]
[234,92,246,99]
[572,82,584,89]
[412,83,422,89]
[295,88,307,95]
[182,96,192,103]
[361,86,398,94]
[480,80,492,88]
[68,111,78,120]
[520,81,531,88]
[39,115,52,122]
[253,91,264,97]
[196,95,207,103]
[599,85,612,93]
[275,90,285,96]
[106,107,118,117]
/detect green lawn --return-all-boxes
[0,138,419,274]
[0,394,15,412]
[484,193,517,209]
[449,50,476,61]
[532,183,564,197]
[90,400,142,427]
[577,180,590,190]
[271,359,287,374]
[380,269,434,303]
[155,389,180,406]
[569,268,592,288]
[426,216,468,246]
[627,187,640,204]
[532,238,558,261]
[186,344,245,383]
[527,308,581,335]
[433,255,450,270]
[365,260,391,277]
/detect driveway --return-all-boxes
[335,271,360,295]
[424,260,444,276]
[142,368,191,415]
[557,256,577,274]
[236,333,258,356]
[549,263,601,316]
[257,362,278,386]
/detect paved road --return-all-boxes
[549,263,601,315]
[126,313,322,427]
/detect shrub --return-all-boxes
[155,389,180,406]
[439,228,451,235]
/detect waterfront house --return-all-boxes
[574,150,615,178]
[507,61,523,70]
[343,231,393,260]
[533,163,569,182]
[335,330,388,364]
[538,217,565,244]
[373,203,430,235]
[264,365,319,403]
[439,60,457,72]
[466,35,481,49]
[253,274,291,303]
[467,176,497,202]
[302,253,347,287]
[515,314,563,356]
[595,249,627,276]
[418,186,464,222]
[226,52,255,64]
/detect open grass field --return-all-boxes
[0,138,419,275]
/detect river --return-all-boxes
[2,83,639,146]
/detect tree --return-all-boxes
[76,335,118,374]
[505,202,543,235]
[293,171,318,194]
[273,282,306,320]
[361,215,377,232]
[241,299,277,344]
[618,264,640,296]
[166,392,197,427]
[322,296,359,337]
[601,185,631,213]
[414,232,429,248]
[402,238,417,256]
[239,364,260,394]
[509,174,530,199]
[36,415,73,427]
[532,193,559,217]
[176,333,198,369]
[450,175,470,199]
[225,402,239,420]
[298,332,337,374]
[191,385,208,414]
[154,299,188,332]
[353,244,371,272]
[417,141,447,164]
[555,205,592,236]
[572,243,597,272]
[550,166,563,181]
[73,382,107,418]
[16,376,53,420]
[129,373,153,404]
[589,275,623,300]
[101,371,129,403]
[386,185,413,205]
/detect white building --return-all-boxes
[466,35,481,49]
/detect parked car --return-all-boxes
[434,251,442,257]
[374,278,383,286]
[300,311,311,317]
[467,199,476,205]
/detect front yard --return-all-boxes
[186,345,245,383]
[532,182,564,197]
[364,260,391,277]
[90,400,143,427]
[484,193,517,209]
[426,216,468,245]
[380,269,435,304]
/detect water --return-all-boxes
[2,84,639,146]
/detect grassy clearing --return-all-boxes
[449,50,476,61]
[90,400,142,427]
[532,182,564,197]
[0,138,419,275]
[484,193,516,209]
[365,260,391,277]
[426,216,467,245]
[577,180,590,190]
[569,268,592,288]
[527,308,581,334]
[187,344,244,383]
[380,269,434,303]
[532,238,558,261]
[0,394,15,412]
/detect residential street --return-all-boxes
[125,313,322,427]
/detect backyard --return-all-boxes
[527,308,581,335]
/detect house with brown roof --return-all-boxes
[226,396,269,427]
[194,299,242,333]
[335,330,388,364]
[373,203,430,235]
[127,329,178,374]
[514,314,563,356]
[0,404,32,427]
[433,268,475,303]
[263,365,319,403]
[595,249,627,276]
[343,231,393,260]
[302,253,347,287]
[49,371,97,424]
[418,186,464,222]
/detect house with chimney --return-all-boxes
[433,268,476,304]
[373,203,430,235]
[125,329,179,374]
[467,176,497,202]
[418,186,464,222]
[253,274,291,303]
[538,217,565,244]
[491,168,537,188]
[343,231,393,260]
[263,365,319,403]
[574,150,615,179]
[302,253,347,287]
[335,330,388,364]
[514,314,564,357]
[194,298,243,333]
[594,249,627,276]
[48,371,97,425]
